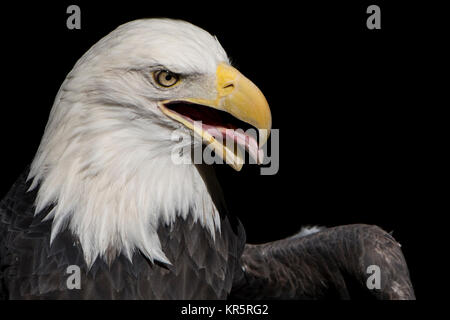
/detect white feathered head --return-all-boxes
[28,19,271,267]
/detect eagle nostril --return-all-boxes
[222,83,235,94]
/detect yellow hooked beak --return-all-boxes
[159,62,271,171]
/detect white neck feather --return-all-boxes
[28,97,221,267]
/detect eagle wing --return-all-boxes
[230,224,415,300]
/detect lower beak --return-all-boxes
[159,62,271,171]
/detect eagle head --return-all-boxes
[28,18,271,267]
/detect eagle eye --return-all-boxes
[153,70,180,88]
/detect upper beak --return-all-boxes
[159,62,272,171]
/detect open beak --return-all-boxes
[159,62,271,171]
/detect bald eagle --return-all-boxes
[0,19,414,300]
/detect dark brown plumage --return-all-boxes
[231,224,415,300]
[1,168,415,299]
[0,169,244,299]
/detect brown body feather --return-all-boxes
[1,169,414,299]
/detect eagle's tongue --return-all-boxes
[203,125,264,164]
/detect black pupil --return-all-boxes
[157,71,176,86]
[164,73,172,81]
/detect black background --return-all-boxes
[0,1,439,302]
